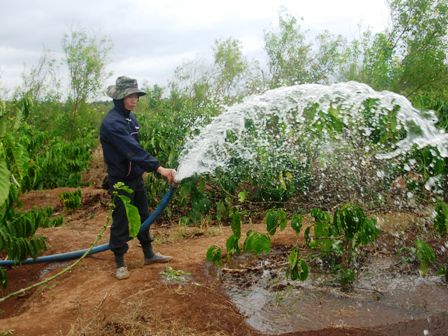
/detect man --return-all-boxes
[100,76,175,280]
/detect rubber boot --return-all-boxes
[142,243,172,265]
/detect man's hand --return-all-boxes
[156,166,176,184]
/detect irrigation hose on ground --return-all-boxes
[0,186,176,267]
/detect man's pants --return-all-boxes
[108,176,151,255]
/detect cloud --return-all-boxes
[108,50,200,86]
[0,0,389,94]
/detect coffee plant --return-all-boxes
[415,239,436,277]
[206,209,272,266]
[0,97,91,287]
[206,245,223,266]
[206,203,381,289]
[300,204,379,287]
[59,189,82,210]
[434,199,448,236]
[287,248,309,281]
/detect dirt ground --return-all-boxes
[0,186,358,336]
[0,151,447,336]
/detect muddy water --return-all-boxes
[221,253,448,335]
[38,261,70,278]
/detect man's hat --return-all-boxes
[106,76,146,100]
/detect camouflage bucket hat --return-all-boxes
[106,76,146,100]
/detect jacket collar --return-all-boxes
[113,99,131,118]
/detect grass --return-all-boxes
[0,330,14,336]
[65,297,229,336]
[159,266,191,283]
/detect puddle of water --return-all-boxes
[222,254,448,335]
[38,262,70,278]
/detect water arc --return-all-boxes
[0,186,176,267]
[174,81,447,204]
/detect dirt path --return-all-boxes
[1,187,447,336]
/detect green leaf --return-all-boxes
[0,228,8,250]
[288,248,298,266]
[216,201,227,222]
[434,200,448,236]
[287,249,309,281]
[416,239,436,277]
[278,171,287,191]
[29,240,37,258]
[243,230,271,255]
[304,226,312,247]
[436,265,448,282]
[8,138,29,182]
[160,266,191,282]
[0,158,11,207]
[226,234,240,256]
[50,216,64,227]
[238,191,247,203]
[291,214,303,235]
[278,209,287,231]
[0,267,7,288]
[358,218,379,245]
[206,245,222,266]
[117,195,141,238]
[113,181,133,194]
[297,260,309,281]
[339,268,356,288]
[266,209,278,235]
[59,189,82,210]
[231,211,241,239]
[311,208,331,228]
[113,182,141,238]
[266,209,287,235]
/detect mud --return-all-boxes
[220,248,448,335]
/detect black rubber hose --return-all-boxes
[0,186,176,266]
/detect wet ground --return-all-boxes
[220,246,448,335]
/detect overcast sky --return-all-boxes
[0,0,390,95]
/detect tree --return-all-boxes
[63,30,112,114]
[213,38,248,99]
[310,31,347,84]
[146,84,165,111]
[169,38,253,105]
[360,32,398,90]
[350,0,448,96]
[18,49,61,103]
[388,0,448,95]
[264,11,312,88]
[337,30,372,83]
[170,58,212,99]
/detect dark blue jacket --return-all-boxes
[100,102,160,180]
